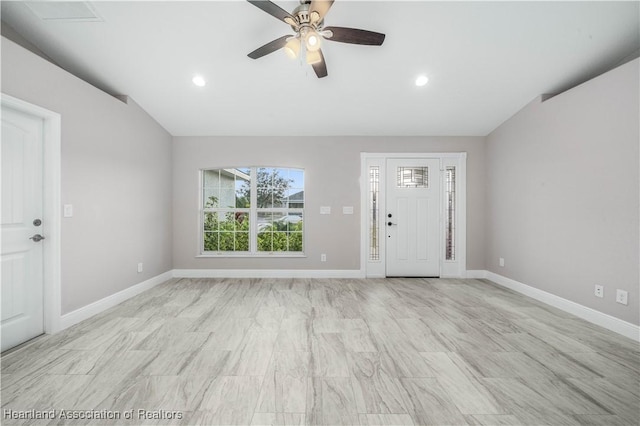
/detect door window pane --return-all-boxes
[397,167,428,188]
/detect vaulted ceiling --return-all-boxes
[2,1,638,136]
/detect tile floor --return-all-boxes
[1,278,639,425]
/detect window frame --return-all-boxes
[198,167,306,258]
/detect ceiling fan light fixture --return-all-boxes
[283,38,301,59]
[306,49,322,65]
[245,0,386,78]
[304,30,321,51]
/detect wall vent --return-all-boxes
[25,2,103,22]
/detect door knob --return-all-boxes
[29,234,45,242]
[387,221,396,226]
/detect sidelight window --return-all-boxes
[445,166,456,260]
[369,166,380,261]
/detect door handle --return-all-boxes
[29,234,45,242]
[387,222,396,226]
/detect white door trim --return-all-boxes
[2,94,62,335]
[360,152,467,278]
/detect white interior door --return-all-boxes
[1,105,45,352]
[386,158,440,277]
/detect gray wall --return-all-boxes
[6,31,635,328]
[172,136,485,271]
[1,37,174,314]
[485,58,639,325]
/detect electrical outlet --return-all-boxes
[137,262,143,273]
[499,257,505,267]
[594,285,604,298]
[616,289,628,305]
[321,254,326,262]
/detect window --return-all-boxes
[445,166,456,260]
[201,167,304,255]
[369,166,380,261]
[397,166,428,188]
[202,168,251,252]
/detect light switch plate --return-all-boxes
[343,206,354,215]
[320,206,331,215]
[63,204,73,218]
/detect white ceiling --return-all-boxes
[2,1,638,136]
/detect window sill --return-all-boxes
[196,253,307,259]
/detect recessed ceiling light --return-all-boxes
[415,75,429,87]
[192,75,206,87]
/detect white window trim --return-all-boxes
[198,167,305,257]
[360,152,467,278]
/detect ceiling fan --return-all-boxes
[246,0,385,78]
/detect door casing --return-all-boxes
[360,152,467,278]
[1,94,62,341]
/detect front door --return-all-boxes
[386,158,440,277]
[1,105,45,351]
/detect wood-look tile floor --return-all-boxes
[1,278,639,425]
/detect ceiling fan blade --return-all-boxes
[309,0,335,22]
[247,0,296,25]
[323,26,385,46]
[248,35,291,59]
[312,49,328,78]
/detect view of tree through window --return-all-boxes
[202,167,304,254]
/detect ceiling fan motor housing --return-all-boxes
[291,2,323,30]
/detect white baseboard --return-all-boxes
[173,269,365,279]
[465,270,488,279]
[482,270,639,342]
[59,270,173,330]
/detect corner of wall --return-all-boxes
[482,58,639,327]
